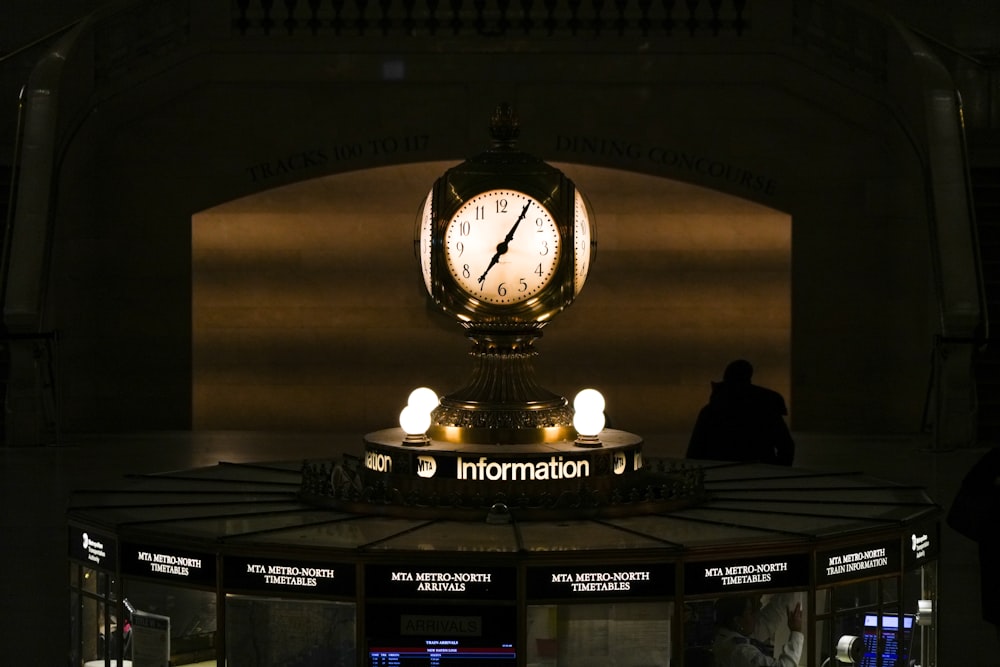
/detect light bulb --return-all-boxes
[407,386,439,413]
[400,387,437,445]
[573,388,605,414]
[573,410,605,438]
[573,388,606,447]
[399,405,431,436]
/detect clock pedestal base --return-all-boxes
[431,328,575,444]
[298,427,706,520]
[306,427,704,520]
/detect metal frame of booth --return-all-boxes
[68,458,939,667]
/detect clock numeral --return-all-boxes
[462,264,471,279]
[519,278,528,292]
[474,205,485,220]
[459,221,471,236]
[455,241,464,257]
[535,217,545,229]
[539,241,549,256]
[534,263,543,277]
[496,199,508,214]
[497,282,507,297]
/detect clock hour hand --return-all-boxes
[478,253,502,286]
[478,201,532,286]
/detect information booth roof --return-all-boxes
[67,457,939,557]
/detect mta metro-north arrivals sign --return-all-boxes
[366,565,516,600]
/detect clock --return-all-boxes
[444,189,560,305]
[410,104,598,443]
[573,189,594,296]
[415,105,598,326]
[416,190,434,297]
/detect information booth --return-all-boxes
[61,103,941,666]
[68,455,939,667]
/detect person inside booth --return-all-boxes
[712,594,803,667]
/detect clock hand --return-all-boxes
[501,201,532,245]
[478,201,532,286]
[477,252,502,287]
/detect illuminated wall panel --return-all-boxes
[193,163,790,435]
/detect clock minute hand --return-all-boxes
[478,201,532,286]
[502,201,532,244]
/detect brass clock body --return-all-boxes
[420,171,581,325]
[415,105,595,326]
[412,105,597,444]
[573,189,595,296]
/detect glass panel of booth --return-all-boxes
[226,595,356,666]
[813,528,938,667]
[366,602,518,667]
[682,552,810,667]
[110,540,217,666]
[525,562,676,666]
[814,580,921,667]
[222,552,358,665]
[526,602,674,667]
[123,579,215,666]
[364,562,519,667]
[69,562,117,666]
[682,591,807,667]
[905,561,937,667]
[68,524,123,666]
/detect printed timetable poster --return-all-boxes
[131,610,170,667]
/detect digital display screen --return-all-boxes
[368,639,516,666]
[366,603,516,667]
[860,614,914,667]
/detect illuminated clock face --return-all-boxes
[444,189,560,306]
[573,189,593,296]
[416,190,434,296]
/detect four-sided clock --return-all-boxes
[413,104,597,443]
[416,132,594,326]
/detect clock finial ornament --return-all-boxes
[489,102,520,147]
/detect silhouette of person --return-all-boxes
[686,359,795,465]
[712,594,803,667]
[947,446,1000,639]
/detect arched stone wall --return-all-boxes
[40,65,929,437]
[191,163,792,435]
[8,0,972,443]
